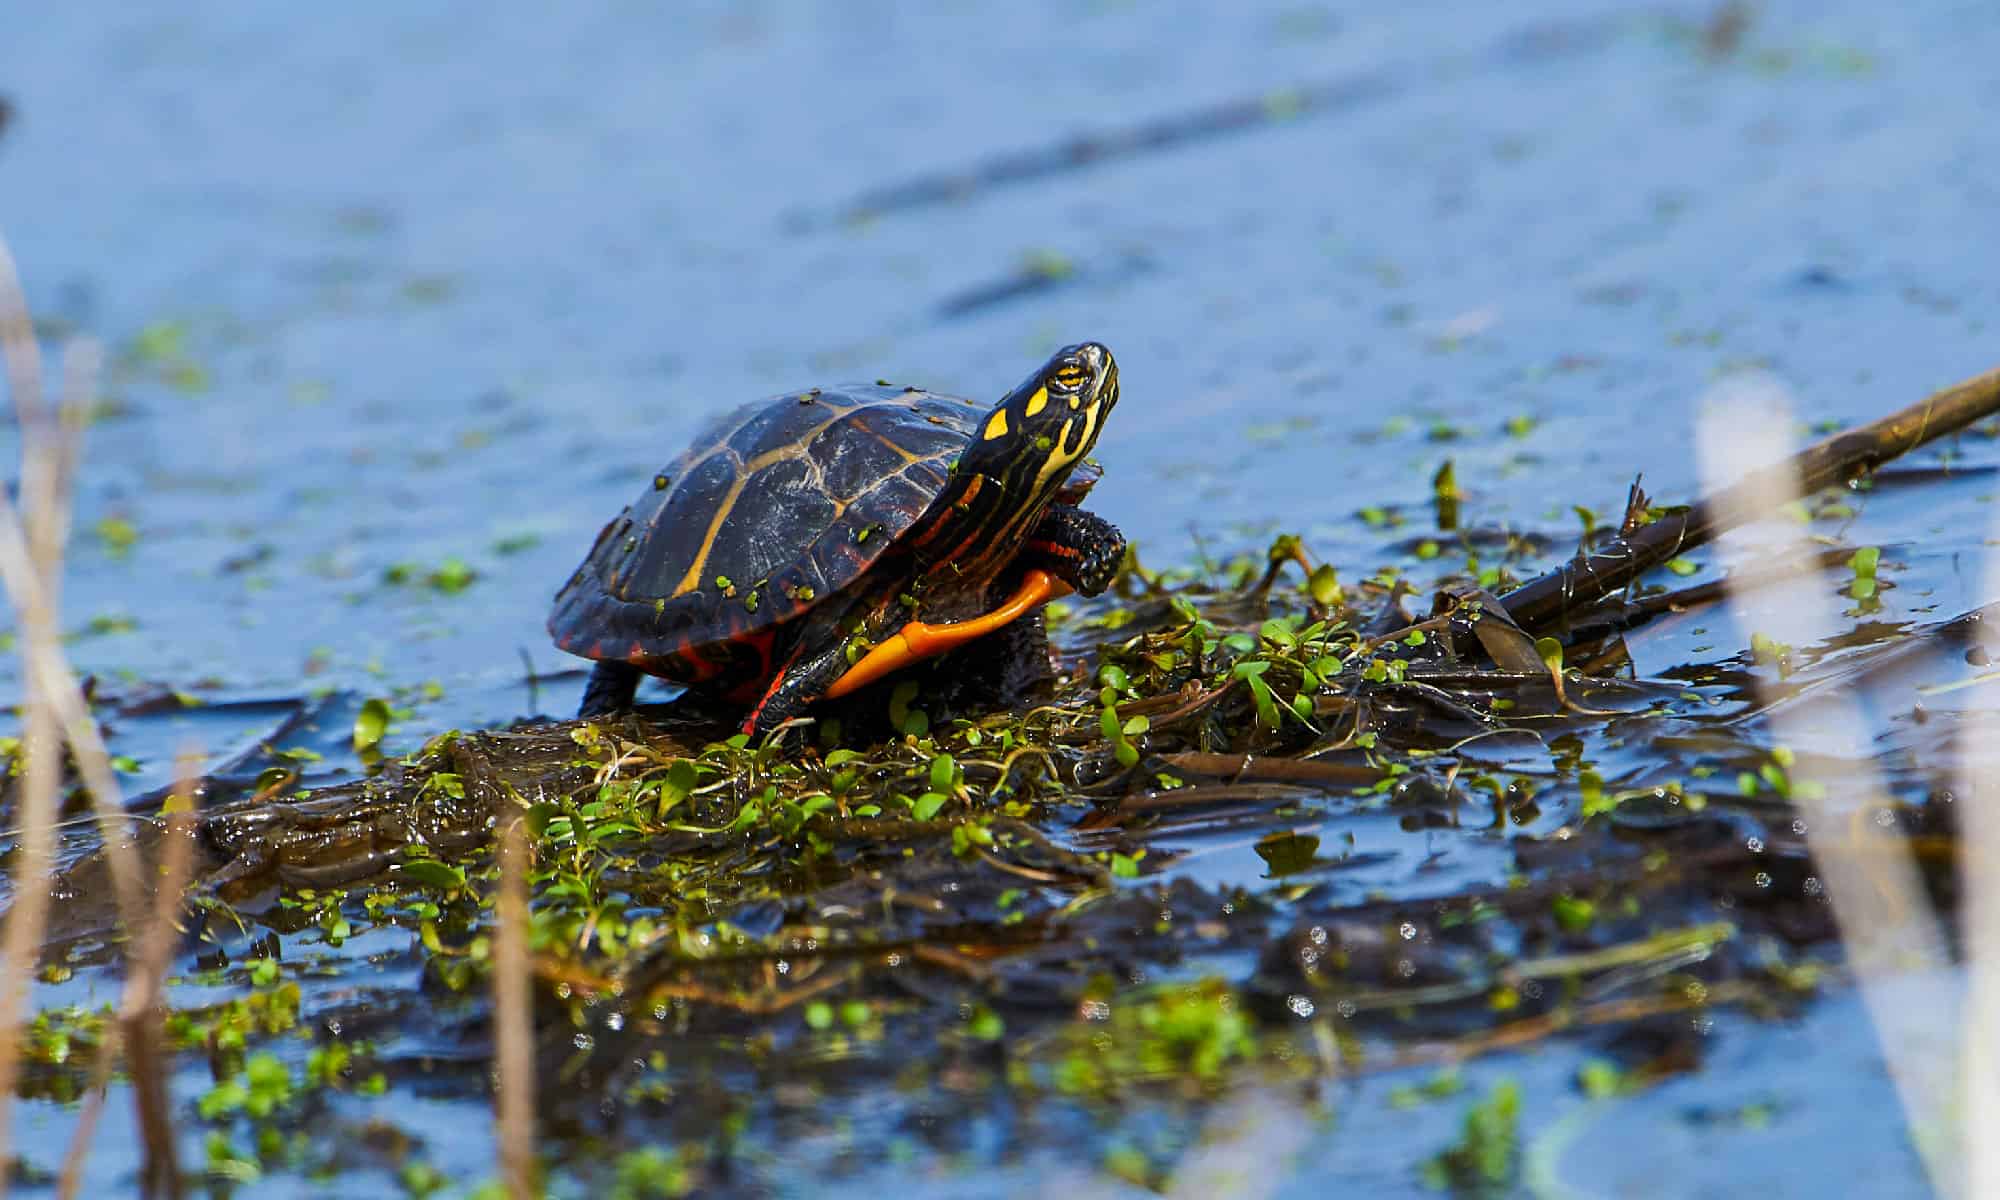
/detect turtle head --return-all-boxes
[962,342,1119,506]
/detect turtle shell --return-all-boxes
[550,383,1089,693]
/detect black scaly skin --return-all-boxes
[735,611,859,732]
[1023,505,1124,596]
[579,660,643,718]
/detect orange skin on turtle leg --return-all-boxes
[822,568,1072,701]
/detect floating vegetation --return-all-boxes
[93,515,138,556]
[381,556,477,594]
[1422,1079,1522,1194]
[124,319,211,394]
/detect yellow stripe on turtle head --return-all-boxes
[1023,386,1048,418]
[983,408,1010,441]
[1029,403,1100,500]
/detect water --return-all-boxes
[4,1,1998,1194]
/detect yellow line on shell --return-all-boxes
[669,410,854,598]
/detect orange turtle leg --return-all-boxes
[823,569,1073,700]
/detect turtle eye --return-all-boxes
[1050,361,1088,390]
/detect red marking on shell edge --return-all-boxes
[586,641,606,658]
[729,631,786,712]
[681,657,724,683]
[626,642,648,664]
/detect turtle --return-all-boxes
[548,341,1126,734]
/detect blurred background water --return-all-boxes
[3,2,1997,1194]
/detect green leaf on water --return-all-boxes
[1848,546,1882,600]
[96,517,138,556]
[1253,831,1320,876]
[353,698,393,750]
[525,802,562,837]
[888,681,927,737]
[398,860,466,891]
[1245,674,1280,728]
[1534,637,1564,675]
[657,759,698,819]
[430,558,475,594]
[1307,563,1343,607]
[1552,894,1596,932]
[966,1006,1004,1041]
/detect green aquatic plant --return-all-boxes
[1421,1079,1522,1193]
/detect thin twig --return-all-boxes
[494,818,537,1200]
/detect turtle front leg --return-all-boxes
[1023,505,1125,596]
[741,631,854,736]
[811,507,1125,711]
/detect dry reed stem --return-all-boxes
[0,485,146,923]
[54,759,199,1200]
[123,810,195,1200]
[1695,377,1958,1195]
[0,237,68,1200]
[0,243,143,929]
[1958,489,2000,1197]
[495,817,537,1198]
[0,237,152,1194]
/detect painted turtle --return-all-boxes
[549,342,1126,734]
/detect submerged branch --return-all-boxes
[1497,364,2000,637]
